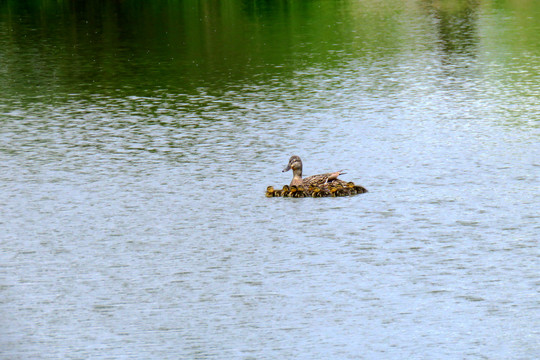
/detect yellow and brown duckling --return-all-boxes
[338,183,356,196]
[287,185,298,197]
[266,186,276,197]
[346,182,357,195]
[355,184,368,194]
[347,181,368,194]
[310,185,322,197]
[295,185,307,198]
[266,186,284,197]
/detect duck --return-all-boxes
[346,182,357,194]
[287,185,298,197]
[310,185,322,197]
[333,183,344,197]
[266,186,284,197]
[355,184,368,194]
[337,183,355,197]
[282,155,346,187]
[296,185,308,198]
[265,156,368,198]
[266,186,276,197]
[289,185,308,198]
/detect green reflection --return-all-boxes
[0,0,406,97]
[419,0,480,57]
[1,0,540,100]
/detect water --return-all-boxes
[1,1,539,359]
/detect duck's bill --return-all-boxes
[282,164,291,172]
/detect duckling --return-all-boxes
[336,183,353,197]
[281,185,290,197]
[332,183,344,196]
[288,185,298,197]
[315,184,329,197]
[346,181,357,194]
[311,186,322,197]
[329,185,339,197]
[296,185,307,198]
[266,186,284,197]
[354,184,368,194]
[292,185,307,198]
[346,181,368,195]
[266,186,276,197]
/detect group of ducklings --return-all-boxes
[266,182,367,198]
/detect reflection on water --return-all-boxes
[421,0,480,56]
[1,1,539,359]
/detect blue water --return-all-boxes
[1,1,539,359]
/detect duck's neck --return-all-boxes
[291,168,303,186]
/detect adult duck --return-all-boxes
[282,155,347,187]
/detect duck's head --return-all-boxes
[347,182,355,188]
[282,155,303,173]
[266,186,275,197]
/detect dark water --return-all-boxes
[1,1,539,359]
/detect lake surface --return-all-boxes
[1,1,539,359]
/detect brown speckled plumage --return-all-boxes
[266,156,367,198]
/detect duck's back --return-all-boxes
[303,173,347,186]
